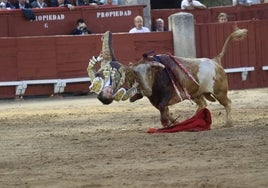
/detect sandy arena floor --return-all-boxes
[0,88,267,188]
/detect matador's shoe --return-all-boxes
[130,93,143,102]
[89,77,104,94]
[113,88,126,101]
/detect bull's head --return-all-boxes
[130,56,165,97]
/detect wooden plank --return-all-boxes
[0,38,18,81]
[55,35,100,78]
[64,83,89,94]
[196,24,210,58]
[0,13,9,37]
[207,23,218,59]
[258,20,268,87]
[24,85,53,96]
[194,25,201,57]
[133,32,173,58]
[244,21,258,88]
[0,87,16,99]
[113,33,136,64]
[16,37,57,80]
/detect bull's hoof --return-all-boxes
[161,120,170,128]
[223,121,233,128]
[130,93,143,102]
[162,124,170,128]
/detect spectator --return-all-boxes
[152,18,167,32]
[57,0,75,10]
[76,0,107,6]
[129,15,150,33]
[218,13,228,23]
[71,19,92,35]
[31,0,48,8]
[103,0,112,5]
[91,0,103,5]
[101,0,118,5]
[76,0,90,6]
[13,0,32,9]
[181,0,206,10]
[48,0,57,6]
[248,0,261,3]
[0,0,15,9]
[237,0,261,5]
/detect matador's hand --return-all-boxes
[88,55,103,68]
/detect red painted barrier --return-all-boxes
[0,5,145,37]
[195,20,268,90]
[0,32,173,98]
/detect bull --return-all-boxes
[130,27,248,127]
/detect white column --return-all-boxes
[168,12,196,58]
[232,0,237,5]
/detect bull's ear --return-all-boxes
[149,61,165,69]
[142,53,148,59]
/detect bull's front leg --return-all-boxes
[159,106,175,127]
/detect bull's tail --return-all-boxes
[215,27,248,63]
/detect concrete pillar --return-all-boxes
[168,12,196,58]
[232,0,237,5]
[118,0,151,30]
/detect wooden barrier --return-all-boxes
[151,4,268,30]
[0,32,174,98]
[195,19,268,89]
[1,18,268,99]
[0,5,145,37]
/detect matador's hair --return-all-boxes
[97,91,113,105]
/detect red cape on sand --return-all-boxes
[147,108,211,133]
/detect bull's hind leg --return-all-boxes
[213,92,233,127]
[193,95,207,112]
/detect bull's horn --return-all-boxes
[149,61,165,69]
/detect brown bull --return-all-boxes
[130,27,248,127]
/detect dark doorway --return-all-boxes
[151,0,181,9]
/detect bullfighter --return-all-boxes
[87,31,142,104]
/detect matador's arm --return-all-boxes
[87,55,103,81]
[87,55,105,94]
